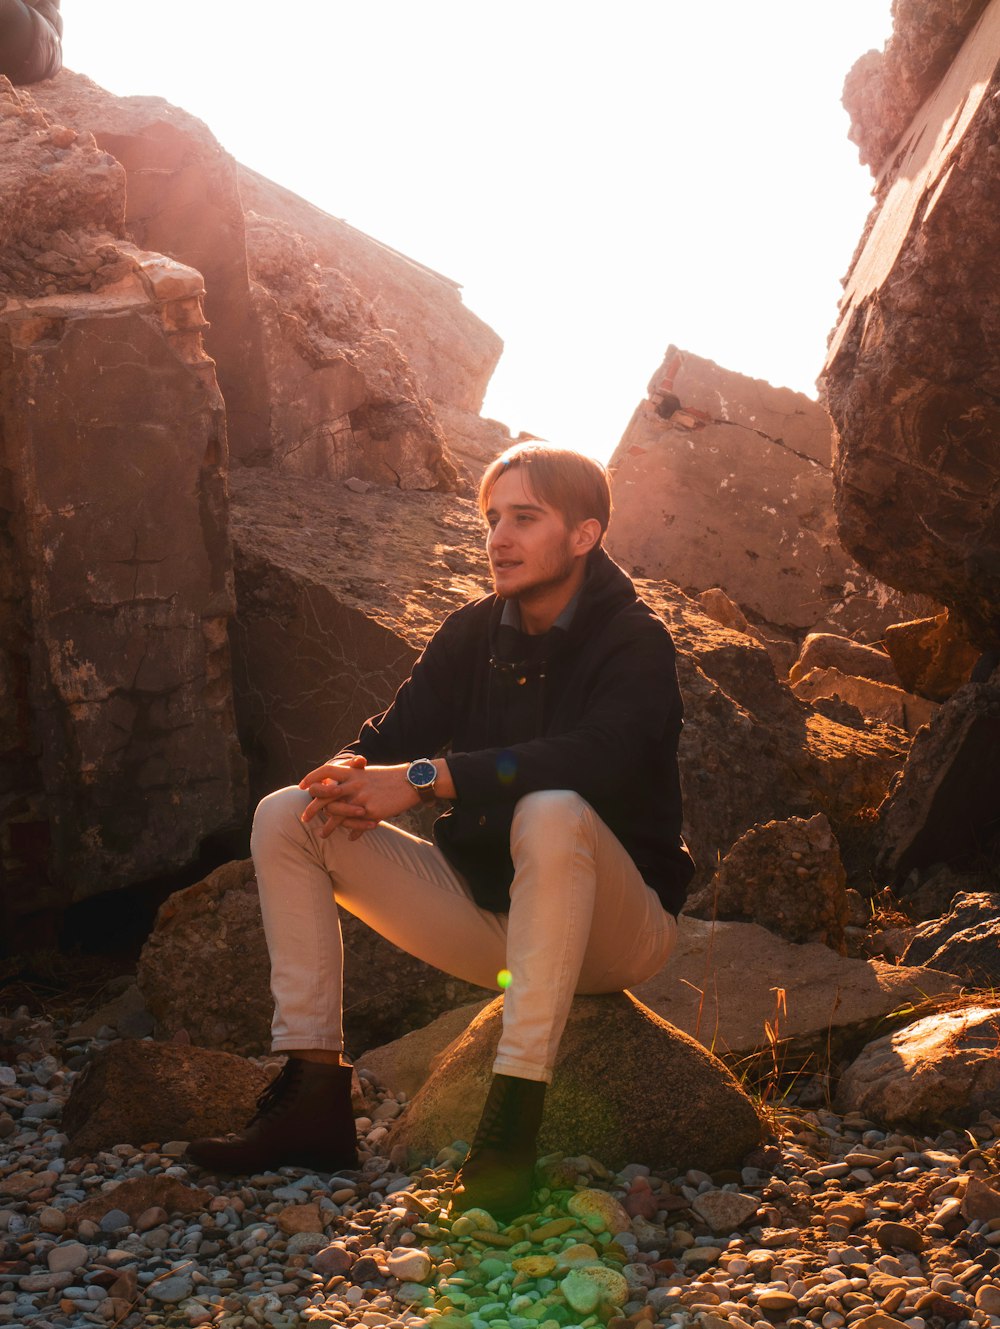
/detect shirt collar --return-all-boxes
[500,589,582,633]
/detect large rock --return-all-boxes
[632,917,958,1059]
[387,993,764,1175]
[684,814,849,950]
[32,70,272,462]
[826,2,1000,650]
[0,80,246,922]
[137,858,490,1057]
[60,1041,273,1157]
[789,634,899,687]
[238,166,502,419]
[877,676,1000,883]
[900,890,1000,984]
[245,212,456,489]
[33,73,499,487]
[835,1002,1000,1127]
[358,999,490,1099]
[230,472,910,885]
[883,612,981,701]
[607,346,927,639]
[791,669,939,736]
[843,0,991,172]
[359,916,959,1102]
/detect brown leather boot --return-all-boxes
[450,1073,546,1222]
[185,1057,358,1175]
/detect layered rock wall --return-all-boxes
[826,0,1000,649]
[32,72,491,492]
[0,79,246,924]
[32,72,273,465]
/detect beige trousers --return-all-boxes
[251,787,676,1082]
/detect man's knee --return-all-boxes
[251,785,312,851]
[511,789,590,840]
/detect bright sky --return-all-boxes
[60,1,893,461]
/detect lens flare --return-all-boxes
[496,752,517,785]
[497,968,513,989]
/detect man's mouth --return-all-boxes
[493,560,521,571]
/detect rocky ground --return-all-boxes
[3,1000,1000,1329]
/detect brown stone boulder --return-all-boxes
[877,677,1000,884]
[826,6,1000,650]
[696,588,797,679]
[607,345,927,640]
[61,1041,273,1157]
[842,0,991,173]
[32,69,272,461]
[883,613,981,702]
[358,917,959,1099]
[791,669,938,737]
[900,891,1000,985]
[684,814,849,950]
[245,210,457,490]
[137,858,491,1057]
[632,921,951,1060]
[238,165,502,420]
[358,1000,490,1100]
[789,634,899,687]
[0,80,246,923]
[835,1002,1000,1127]
[387,993,764,1175]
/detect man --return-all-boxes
[187,443,694,1219]
[0,1,62,84]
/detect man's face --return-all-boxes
[484,467,581,601]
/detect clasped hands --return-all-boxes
[298,756,420,840]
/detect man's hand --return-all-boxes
[298,757,420,840]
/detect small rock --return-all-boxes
[976,1285,1000,1316]
[98,1209,130,1234]
[875,1220,925,1252]
[757,1290,799,1312]
[136,1206,168,1232]
[47,1241,89,1274]
[313,1243,355,1277]
[556,1243,601,1270]
[386,1248,432,1283]
[567,1188,631,1235]
[148,1272,194,1303]
[38,1206,67,1234]
[278,1203,323,1235]
[562,1266,628,1314]
[692,1189,760,1233]
[286,1231,330,1256]
[513,1255,558,1277]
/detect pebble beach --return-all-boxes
[3,1004,1000,1329]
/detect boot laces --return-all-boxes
[473,1083,509,1151]
[250,1058,305,1124]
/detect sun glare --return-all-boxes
[59,0,894,461]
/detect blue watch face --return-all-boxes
[409,760,437,788]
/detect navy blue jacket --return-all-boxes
[342,547,694,915]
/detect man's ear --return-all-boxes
[573,518,602,557]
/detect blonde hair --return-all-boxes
[478,443,612,537]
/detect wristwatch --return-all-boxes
[406,758,439,804]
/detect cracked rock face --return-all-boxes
[607,347,928,640]
[826,3,1000,650]
[0,81,246,922]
